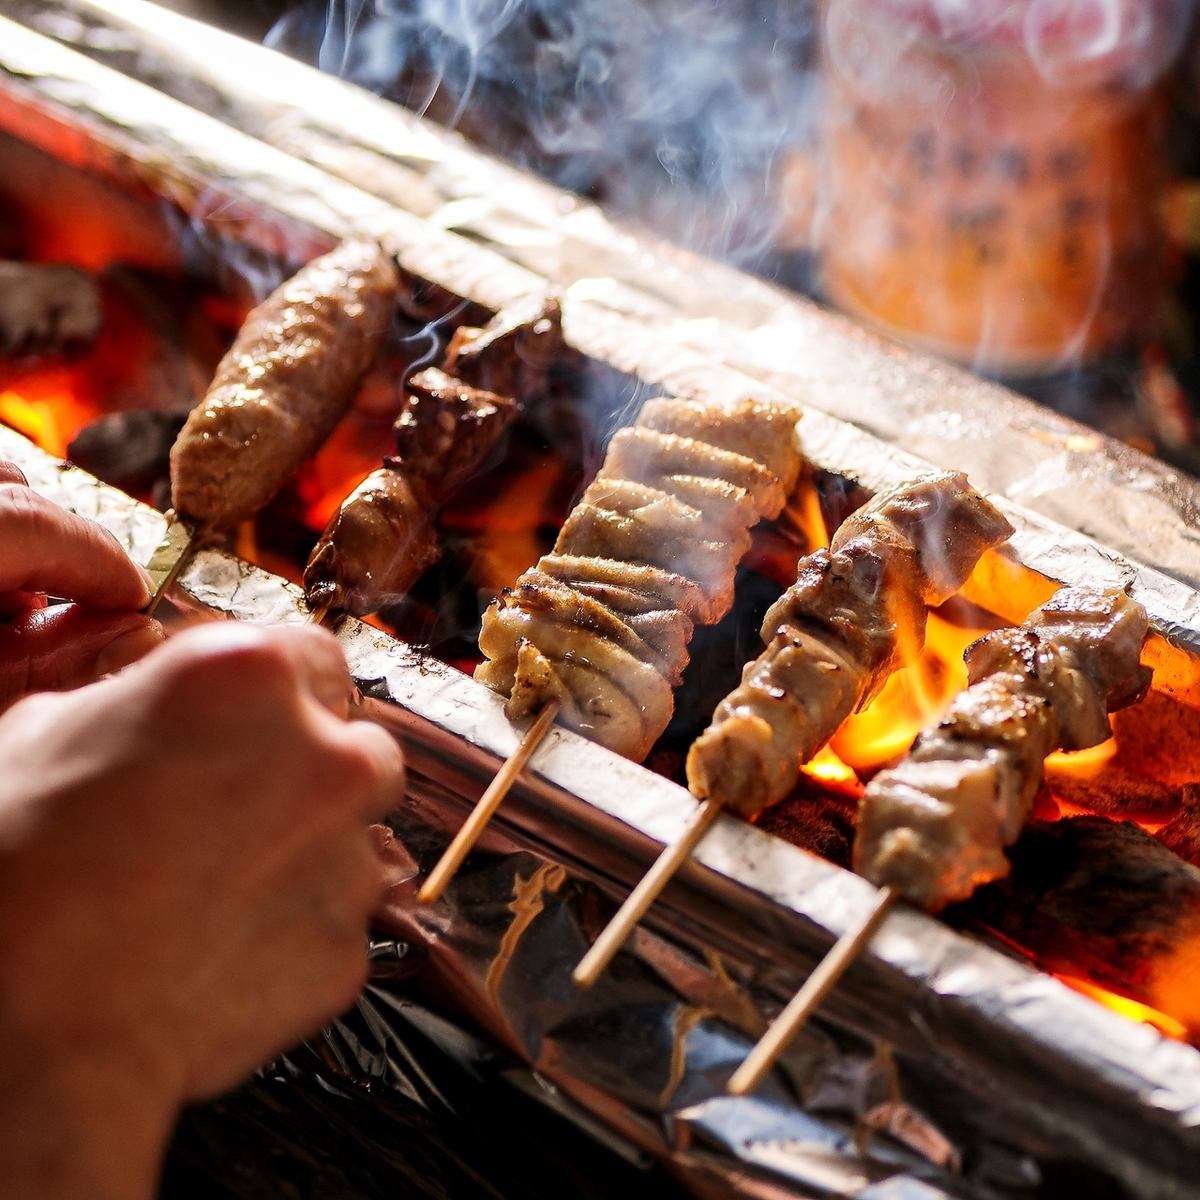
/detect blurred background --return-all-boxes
[151,0,1200,470]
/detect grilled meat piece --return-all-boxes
[477,395,805,759]
[171,238,398,530]
[856,587,1152,910]
[303,468,440,617]
[304,367,517,615]
[443,294,566,403]
[391,367,519,492]
[687,472,1013,818]
[303,300,560,617]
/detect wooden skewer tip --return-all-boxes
[416,700,560,906]
[726,886,899,1097]
[143,512,196,620]
[572,796,724,990]
[307,598,337,627]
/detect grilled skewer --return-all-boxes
[418,392,807,903]
[144,237,399,615]
[304,368,517,617]
[303,298,564,619]
[727,585,1153,1095]
[573,471,1013,987]
[476,395,806,759]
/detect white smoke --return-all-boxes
[266,0,818,276]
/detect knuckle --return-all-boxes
[0,483,49,532]
[331,726,405,805]
[167,625,299,698]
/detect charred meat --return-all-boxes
[686,472,1013,817]
[302,297,564,616]
[855,586,1152,910]
[476,394,805,760]
[304,367,517,615]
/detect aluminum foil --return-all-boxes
[12,0,1200,596]
[6,424,1200,1198]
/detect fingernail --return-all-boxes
[94,622,165,677]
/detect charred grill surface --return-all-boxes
[686,472,1013,818]
[170,237,399,530]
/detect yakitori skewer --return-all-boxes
[417,393,807,902]
[573,471,1012,988]
[727,585,1152,1095]
[143,237,399,615]
[303,296,563,622]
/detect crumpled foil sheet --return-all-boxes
[7,422,1200,1198]
[11,0,1200,599]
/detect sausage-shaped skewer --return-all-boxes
[169,237,399,532]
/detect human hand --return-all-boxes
[0,461,163,709]
[0,622,405,1199]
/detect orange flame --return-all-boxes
[1046,738,1118,781]
[831,608,992,776]
[1055,974,1190,1041]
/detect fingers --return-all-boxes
[330,720,406,822]
[152,622,356,717]
[106,622,405,821]
[0,590,47,619]
[0,607,165,710]
[0,462,28,486]
[0,482,153,610]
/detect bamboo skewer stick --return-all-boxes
[726,886,899,1096]
[143,512,196,618]
[417,700,561,905]
[573,797,724,988]
[306,598,337,627]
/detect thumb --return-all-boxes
[0,606,165,709]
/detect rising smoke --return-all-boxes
[266,0,817,278]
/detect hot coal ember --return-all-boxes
[956,816,1200,1038]
[0,260,102,354]
[754,772,860,869]
[1156,789,1200,867]
[67,408,188,506]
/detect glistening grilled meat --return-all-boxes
[303,298,564,616]
[855,586,1152,910]
[476,395,805,760]
[171,238,398,530]
[686,472,1013,817]
[304,368,517,615]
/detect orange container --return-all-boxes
[817,0,1182,374]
